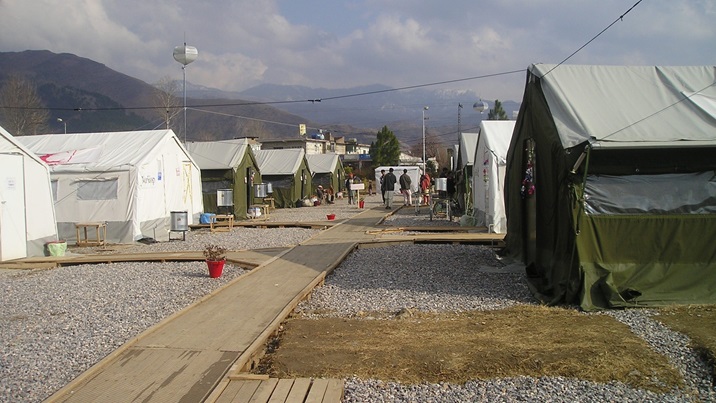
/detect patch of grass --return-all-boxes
[256,305,683,393]
[652,305,716,380]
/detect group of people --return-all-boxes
[375,168,434,209]
[332,167,452,210]
[315,185,335,205]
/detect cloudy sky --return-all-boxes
[1,0,714,102]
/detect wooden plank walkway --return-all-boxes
[216,377,343,403]
[46,207,389,403]
[37,206,505,402]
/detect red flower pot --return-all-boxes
[359,200,365,208]
[206,259,225,278]
[326,214,336,220]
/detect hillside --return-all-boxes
[0,50,336,140]
[0,50,520,146]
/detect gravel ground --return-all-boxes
[299,242,716,402]
[1,197,714,402]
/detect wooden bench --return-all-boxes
[210,214,234,232]
[75,222,107,247]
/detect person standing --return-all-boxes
[383,168,397,209]
[379,169,386,205]
[345,175,353,204]
[399,169,412,206]
[420,171,432,205]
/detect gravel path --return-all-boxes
[1,197,714,402]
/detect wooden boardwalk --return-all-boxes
[45,208,391,403]
[216,377,343,403]
[38,207,504,402]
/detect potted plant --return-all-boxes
[358,197,365,209]
[203,244,227,278]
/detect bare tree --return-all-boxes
[0,75,49,135]
[153,76,181,130]
[236,118,270,139]
[409,129,445,159]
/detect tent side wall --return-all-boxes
[504,73,583,305]
[200,169,233,215]
[24,154,59,255]
[53,170,135,243]
[135,138,203,242]
[472,149,507,233]
[233,151,262,219]
[577,212,716,309]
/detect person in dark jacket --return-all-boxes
[383,168,397,209]
[399,169,412,206]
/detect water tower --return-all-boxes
[173,43,198,143]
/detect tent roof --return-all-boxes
[17,130,193,172]
[477,120,515,164]
[306,153,340,174]
[254,148,306,175]
[186,139,252,170]
[531,64,716,149]
[0,125,47,167]
[458,132,479,169]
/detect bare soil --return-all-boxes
[252,305,716,393]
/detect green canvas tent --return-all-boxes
[504,64,716,311]
[306,153,345,194]
[254,149,312,208]
[186,139,262,219]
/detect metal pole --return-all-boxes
[457,103,463,138]
[422,106,428,173]
[182,65,187,144]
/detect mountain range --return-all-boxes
[0,50,520,147]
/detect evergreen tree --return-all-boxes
[488,99,509,120]
[370,126,400,166]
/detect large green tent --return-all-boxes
[306,153,345,194]
[504,64,716,311]
[254,149,312,208]
[186,139,262,219]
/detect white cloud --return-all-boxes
[1,0,714,102]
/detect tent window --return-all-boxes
[51,179,58,202]
[202,179,232,194]
[584,172,716,215]
[76,178,118,200]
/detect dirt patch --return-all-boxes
[255,305,684,393]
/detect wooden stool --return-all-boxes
[263,197,275,210]
[75,222,107,247]
[211,214,234,232]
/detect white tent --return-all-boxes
[0,126,58,260]
[457,132,479,171]
[374,166,421,196]
[19,130,203,243]
[472,120,515,233]
[455,132,480,213]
